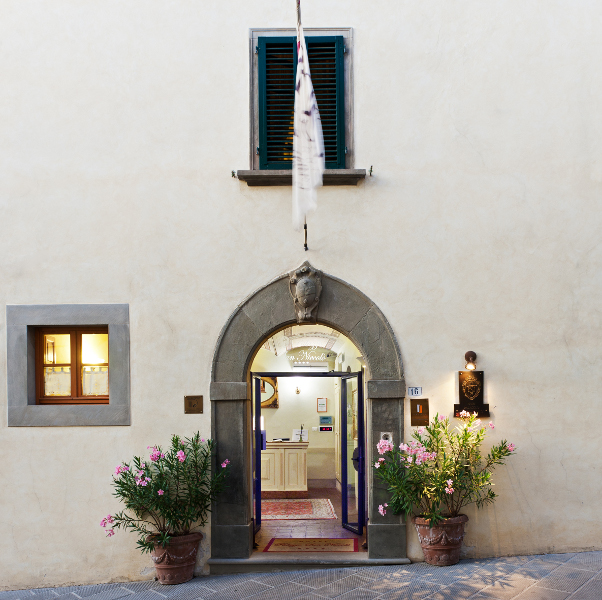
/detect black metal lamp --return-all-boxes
[465,351,477,371]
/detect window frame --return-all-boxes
[249,27,354,172]
[6,304,130,427]
[35,326,110,405]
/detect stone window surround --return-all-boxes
[6,304,130,427]
[238,27,366,186]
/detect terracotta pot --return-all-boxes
[150,532,203,584]
[412,515,468,566]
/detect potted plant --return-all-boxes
[100,433,230,584]
[374,411,516,566]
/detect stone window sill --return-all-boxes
[237,169,366,186]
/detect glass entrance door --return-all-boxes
[340,372,365,535]
[252,376,262,536]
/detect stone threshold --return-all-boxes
[207,552,411,574]
[236,169,366,186]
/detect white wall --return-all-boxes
[1,0,602,589]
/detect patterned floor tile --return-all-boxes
[196,575,256,593]
[512,588,569,600]
[74,589,133,600]
[535,565,595,593]
[423,579,489,600]
[239,582,313,600]
[375,580,444,600]
[357,572,421,594]
[312,575,373,598]
[249,571,309,587]
[565,552,602,572]
[201,581,270,600]
[294,570,357,590]
[511,559,562,580]
[476,574,537,599]
[536,554,577,564]
[568,578,602,600]
[331,590,380,600]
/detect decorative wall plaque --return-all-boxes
[289,261,322,323]
[184,395,203,414]
[454,371,489,417]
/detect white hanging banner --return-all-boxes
[292,0,325,232]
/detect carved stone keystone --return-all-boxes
[289,261,322,323]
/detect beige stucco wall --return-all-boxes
[2,0,602,590]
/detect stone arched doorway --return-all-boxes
[209,262,406,562]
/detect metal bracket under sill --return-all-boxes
[236,169,366,186]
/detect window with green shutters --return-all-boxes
[258,36,345,170]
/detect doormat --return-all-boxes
[262,498,337,520]
[263,538,358,552]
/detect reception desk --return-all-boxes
[261,441,308,492]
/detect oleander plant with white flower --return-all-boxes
[374,411,516,526]
[101,433,230,554]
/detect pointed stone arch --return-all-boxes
[209,264,406,565]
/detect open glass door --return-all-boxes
[252,376,262,537]
[340,372,365,535]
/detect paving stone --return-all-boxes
[512,588,569,600]
[512,559,562,580]
[330,589,380,600]
[536,565,595,592]
[566,552,602,572]
[115,585,158,595]
[249,571,309,588]
[120,592,163,600]
[201,580,270,600]
[238,582,313,600]
[294,569,357,589]
[29,591,59,599]
[312,575,373,598]
[0,592,31,600]
[74,589,133,600]
[152,586,214,600]
[196,575,256,593]
[569,578,602,600]
[476,574,537,599]
[536,554,577,564]
[423,579,489,600]
[356,572,421,594]
[355,565,418,580]
[374,580,444,600]
[74,586,131,598]
[287,594,327,600]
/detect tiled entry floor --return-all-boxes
[255,487,365,552]
[5,552,602,599]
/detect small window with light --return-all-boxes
[36,327,109,404]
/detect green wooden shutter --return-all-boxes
[258,36,345,170]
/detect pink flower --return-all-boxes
[201,438,205,443]
[438,414,446,422]
[221,459,230,468]
[180,440,185,446]
[445,487,454,494]
[176,450,186,462]
[105,514,114,524]
[374,458,385,469]
[508,443,516,452]
[406,456,413,464]
[377,439,394,455]
[157,489,164,496]
[446,479,453,486]
[378,503,388,516]
[459,410,470,419]
[488,422,495,429]
[100,518,107,528]
[417,427,425,435]
[140,463,146,468]
[106,529,115,537]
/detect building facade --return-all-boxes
[2,0,602,590]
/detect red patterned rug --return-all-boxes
[263,538,358,552]
[261,498,337,520]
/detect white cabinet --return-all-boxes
[262,442,308,491]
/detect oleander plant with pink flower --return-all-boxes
[374,411,516,526]
[101,432,230,553]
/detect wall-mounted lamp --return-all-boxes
[464,351,477,371]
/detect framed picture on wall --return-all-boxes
[317,398,327,412]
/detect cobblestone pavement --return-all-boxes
[3,552,602,600]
